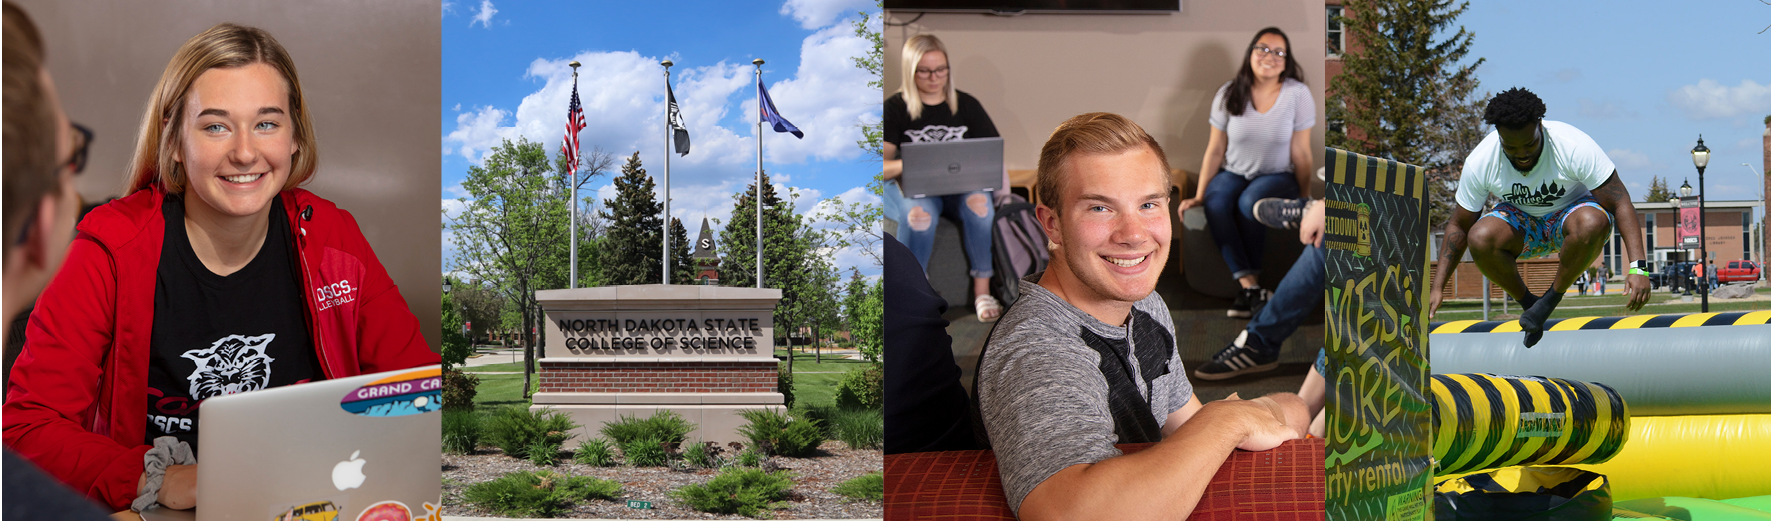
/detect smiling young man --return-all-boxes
[1428,88,1650,346]
[974,113,1308,520]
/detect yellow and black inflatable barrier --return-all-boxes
[1430,374,1629,476]
[1430,313,1771,416]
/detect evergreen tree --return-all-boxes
[601,152,663,285]
[1644,176,1673,203]
[670,217,695,284]
[1329,0,1486,229]
[717,171,825,350]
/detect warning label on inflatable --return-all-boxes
[1324,148,1433,521]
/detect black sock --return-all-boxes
[1514,291,1541,311]
[1519,290,1564,347]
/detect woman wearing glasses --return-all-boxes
[1176,27,1315,321]
[883,34,1003,322]
[3,23,437,513]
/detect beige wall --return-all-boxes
[884,1,1326,184]
[17,0,442,352]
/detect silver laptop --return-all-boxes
[141,365,442,521]
[899,137,1004,198]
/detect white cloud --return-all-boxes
[1577,99,1635,119]
[1668,79,1771,120]
[1607,148,1662,171]
[1538,67,1581,84]
[780,0,874,29]
[470,0,498,28]
[759,18,878,165]
[441,0,455,16]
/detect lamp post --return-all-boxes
[1674,191,1687,296]
[443,276,452,294]
[1692,136,1710,312]
[1745,162,1765,274]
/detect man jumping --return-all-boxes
[1429,88,1650,347]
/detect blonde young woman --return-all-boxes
[2,23,437,513]
[883,34,1002,322]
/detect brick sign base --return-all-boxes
[531,285,785,445]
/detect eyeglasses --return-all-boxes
[12,122,91,246]
[914,65,949,78]
[65,123,92,175]
[1253,45,1287,59]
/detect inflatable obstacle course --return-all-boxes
[1324,148,1433,520]
[1430,374,1629,476]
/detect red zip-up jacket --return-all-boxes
[2,187,439,511]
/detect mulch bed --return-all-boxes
[442,440,882,519]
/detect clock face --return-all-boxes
[699,238,712,249]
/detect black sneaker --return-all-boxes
[1253,198,1310,230]
[1194,331,1280,381]
[1228,286,1270,318]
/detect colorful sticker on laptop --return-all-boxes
[355,500,411,521]
[415,501,442,521]
[340,368,441,417]
[268,496,347,521]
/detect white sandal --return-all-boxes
[976,294,1004,323]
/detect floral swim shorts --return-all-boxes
[1481,194,1611,260]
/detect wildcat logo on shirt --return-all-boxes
[182,334,276,399]
[904,125,967,143]
[315,279,356,311]
[1501,181,1568,207]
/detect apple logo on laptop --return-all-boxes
[333,450,368,491]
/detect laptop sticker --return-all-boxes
[355,501,411,521]
[268,496,347,521]
[339,368,441,417]
[416,501,442,521]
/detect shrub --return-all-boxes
[736,408,823,457]
[621,435,671,467]
[599,410,693,445]
[574,438,615,467]
[735,448,764,468]
[463,470,621,517]
[834,364,883,410]
[483,406,578,459]
[778,361,795,409]
[831,472,884,502]
[442,409,482,454]
[683,440,726,469]
[671,467,795,518]
[442,368,479,411]
[527,440,558,466]
[794,403,839,439]
[831,408,884,450]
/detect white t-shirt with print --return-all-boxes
[1455,120,1616,217]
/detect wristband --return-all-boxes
[1629,268,1650,277]
[133,436,196,512]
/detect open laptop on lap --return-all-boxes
[899,137,1004,198]
[139,365,442,521]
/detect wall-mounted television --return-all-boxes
[883,0,1179,14]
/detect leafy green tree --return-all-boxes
[601,152,663,285]
[555,148,615,287]
[853,0,885,161]
[718,171,839,369]
[1329,0,1486,229]
[442,291,469,370]
[1644,176,1673,203]
[446,137,568,397]
[452,279,505,345]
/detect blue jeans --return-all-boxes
[1246,243,1323,354]
[1203,171,1300,280]
[884,180,994,277]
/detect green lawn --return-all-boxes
[463,349,867,411]
[1435,286,1770,321]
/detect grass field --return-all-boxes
[463,349,871,411]
[1434,285,1770,321]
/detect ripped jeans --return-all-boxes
[884,180,994,278]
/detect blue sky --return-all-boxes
[440,0,882,279]
[1457,1,1770,218]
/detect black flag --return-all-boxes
[667,82,690,156]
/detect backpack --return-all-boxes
[990,193,1050,307]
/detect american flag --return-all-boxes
[561,81,586,175]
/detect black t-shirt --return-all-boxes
[146,194,319,453]
[883,90,999,147]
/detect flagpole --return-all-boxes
[662,60,673,285]
[568,60,580,289]
[753,58,764,289]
